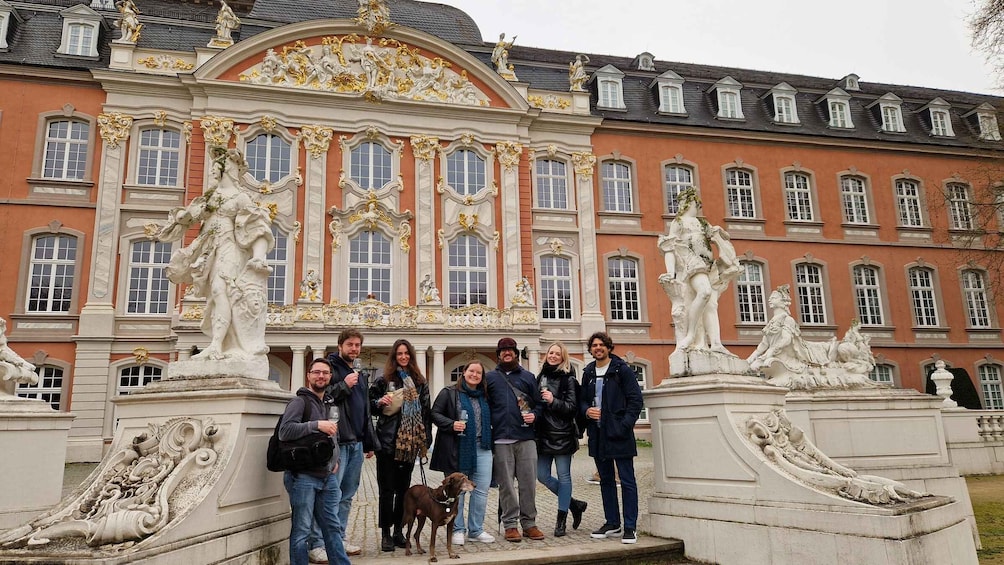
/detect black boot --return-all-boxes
[570,498,588,530]
[393,526,407,548]
[554,510,568,537]
[381,528,394,552]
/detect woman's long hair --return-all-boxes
[544,341,572,373]
[454,360,486,393]
[383,339,426,386]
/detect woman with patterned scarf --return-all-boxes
[431,360,495,546]
[370,339,431,552]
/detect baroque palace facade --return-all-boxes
[2,0,1004,461]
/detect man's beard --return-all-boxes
[309,382,327,393]
[499,356,519,371]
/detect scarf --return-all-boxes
[394,369,427,463]
[457,381,492,477]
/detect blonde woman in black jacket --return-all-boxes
[535,341,587,537]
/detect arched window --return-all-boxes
[446,150,486,196]
[267,226,290,305]
[536,159,568,209]
[350,141,392,189]
[127,240,171,314]
[783,172,813,221]
[725,168,755,218]
[736,262,766,324]
[840,176,870,224]
[17,365,64,410]
[43,119,89,180]
[137,128,182,186]
[540,256,573,320]
[962,270,991,328]
[27,234,77,313]
[795,263,826,325]
[947,183,974,230]
[118,365,163,395]
[894,179,923,228]
[979,364,1004,410]
[908,267,939,327]
[448,235,488,308]
[852,265,884,326]
[869,364,894,384]
[601,161,633,212]
[607,257,640,321]
[245,133,291,183]
[664,165,693,215]
[349,231,391,303]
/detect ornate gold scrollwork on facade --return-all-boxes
[410,135,441,161]
[571,152,597,177]
[132,347,149,365]
[153,111,168,127]
[355,0,393,35]
[527,94,571,110]
[136,55,194,71]
[458,213,479,231]
[398,220,412,253]
[200,116,235,147]
[97,112,134,149]
[348,194,392,229]
[495,141,523,169]
[301,125,334,158]
[329,217,344,250]
[260,115,278,132]
[493,231,501,248]
[182,122,193,143]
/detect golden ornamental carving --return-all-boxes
[153,111,168,127]
[459,133,475,146]
[329,217,344,250]
[181,304,204,321]
[323,298,418,328]
[182,122,193,143]
[200,116,235,147]
[136,55,194,71]
[410,135,441,161]
[97,113,133,150]
[260,115,278,132]
[495,141,523,169]
[493,231,501,248]
[571,152,597,176]
[527,94,571,110]
[436,177,447,194]
[348,195,392,229]
[458,213,479,231]
[297,307,322,321]
[398,220,412,253]
[132,347,149,365]
[292,221,302,244]
[364,126,381,139]
[356,0,393,35]
[301,125,334,159]
[238,36,489,107]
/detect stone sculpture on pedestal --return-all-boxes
[491,33,518,81]
[0,317,37,399]
[419,273,441,305]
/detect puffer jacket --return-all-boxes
[535,364,580,455]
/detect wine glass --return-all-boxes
[520,404,530,427]
[328,405,340,424]
[387,380,397,393]
[458,409,468,437]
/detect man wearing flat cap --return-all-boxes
[485,336,544,543]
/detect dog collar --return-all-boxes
[434,495,457,507]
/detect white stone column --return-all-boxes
[431,346,446,399]
[309,345,327,363]
[528,346,541,374]
[300,126,333,297]
[411,136,439,295]
[290,346,307,392]
[573,152,606,336]
[416,346,428,383]
[497,141,523,305]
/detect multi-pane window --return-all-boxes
[137,128,181,186]
[245,134,291,183]
[931,110,952,136]
[601,161,633,212]
[869,364,894,384]
[947,183,974,230]
[43,120,89,180]
[895,179,924,227]
[664,166,693,215]
[736,262,766,324]
[628,363,647,421]
[350,141,392,189]
[783,172,813,221]
[535,159,567,209]
[795,264,826,325]
[660,85,684,113]
[881,105,904,132]
[266,226,289,305]
[719,91,740,119]
[962,270,991,328]
[349,231,391,304]
[16,366,63,410]
[447,150,486,196]
[599,79,621,108]
[65,23,94,56]
[852,265,884,326]
[118,365,163,395]
[829,100,850,128]
[540,256,573,320]
[908,267,939,327]
[979,365,1004,410]
[774,96,796,123]
[27,235,77,313]
[608,257,640,321]
[725,168,755,218]
[127,241,171,314]
[449,366,464,385]
[448,235,488,308]
[840,176,870,224]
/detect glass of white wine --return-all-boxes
[458,409,468,436]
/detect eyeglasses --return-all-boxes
[308,370,332,376]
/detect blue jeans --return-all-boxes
[284,472,350,565]
[454,446,492,536]
[310,441,364,548]
[596,457,638,530]
[536,453,573,511]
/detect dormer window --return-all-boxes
[767,82,799,124]
[842,73,860,91]
[922,98,955,137]
[967,103,1003,141]
[869,93,905,133]
[652,70,685,115]
[57,5,103,58]
[633,52,655,71]
[594,64,626,110]
[711,76,744,120]
[819,88,854,129]
[0,1,21,50]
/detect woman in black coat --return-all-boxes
[369,339,431,552]
[535,341,587,536]
[430,360,495,545]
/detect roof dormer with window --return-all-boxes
[632,51,655,71]
[765,82,799,124]
[920,98,955,137]
[57,4,104,58]
[841,73,861,91]
[965,103,1002,142]
[0,1,22,50]
[651,70,686,115]
[594,64,626,110]
[817,88,854,129]
[869,93,906,133]
[710,76,744,120]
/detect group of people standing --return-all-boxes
[277,329,644,565]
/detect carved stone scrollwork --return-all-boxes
[355,0,393,35]
[746,409,929,505]
[301,125,335,159]
[200,116,235,147]
[398,220,412,253]
[153,111,168,127]
[571,152,596,177]
[0,418,221,550]
[410,135,441,161]
[495,141,523,170]
[182,122,193,143]
[97,112,133,150]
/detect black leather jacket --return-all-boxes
[535,365,580,455]
[368,375,432,458]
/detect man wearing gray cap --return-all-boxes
[485,336,544,543]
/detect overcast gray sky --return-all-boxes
[435,0,999,96]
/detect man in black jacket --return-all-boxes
[579,332,643,545]
[280,358,350,565]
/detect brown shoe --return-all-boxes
[523,526,545,540]
[505,528,522,543]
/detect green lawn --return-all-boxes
[968,475,1004,564]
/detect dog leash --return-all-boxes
[418,455,428,486]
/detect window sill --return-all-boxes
[657,111,689,118]
[7,313,79,341]
[26,177,95,205]
[966,328,1002,344]
[715,115,746,122]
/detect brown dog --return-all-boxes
[401,472,475,562]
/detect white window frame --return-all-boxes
[57,5,101,58]
[0,3,22,50]
[769,82,799,124]
[628,363,648,421]
[601,160,634,213]
[908,267,940,327]
[16,365,64,410]
[117,365,163,395]
[267,226,291,305]
[979,364,1004,410]
[820,88,855,129]
[852,265,884,326]
[135,127,183,187]
[607,256,640,322]
[725,168,756,218]
[540,255,573,321]
[26,234,78,313]
[783,171,814,221]
[126,240,171,315]
[594,65,626,110]
[446,149,487,197]
[664,165,694,216]
[894,178,924,228]
[245,133,292,184]
[535,158,568,210]
[447,234,489,308]
[348,230,392,304]
[736,261,767,324]
[795,263,827,325]
[873,93,906,133]
[43,119,90,181]
[869,364,894,384]
[969,103,1002,141]
[350,141,393,190]
[840,175,871,224]
[947,182,974,230]
[653,70,686,115]
[961,269,992,328]
[712,77,745,120]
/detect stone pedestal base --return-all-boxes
[0,400,74,529]
[0,374,293,564]
[641,374,979,565]
[668,347,750,377]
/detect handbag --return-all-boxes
[382,387,405,416]
[266,401,334,472]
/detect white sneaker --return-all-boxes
[469,531,495,543]
[307,547,328,564]
[344,542,361,556]
[451,531,466,546]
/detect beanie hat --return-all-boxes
[496,337,518,355]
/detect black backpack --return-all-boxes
[266,398,335,472]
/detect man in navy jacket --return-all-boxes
[486,337,545,542]
[579,331,643,545]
